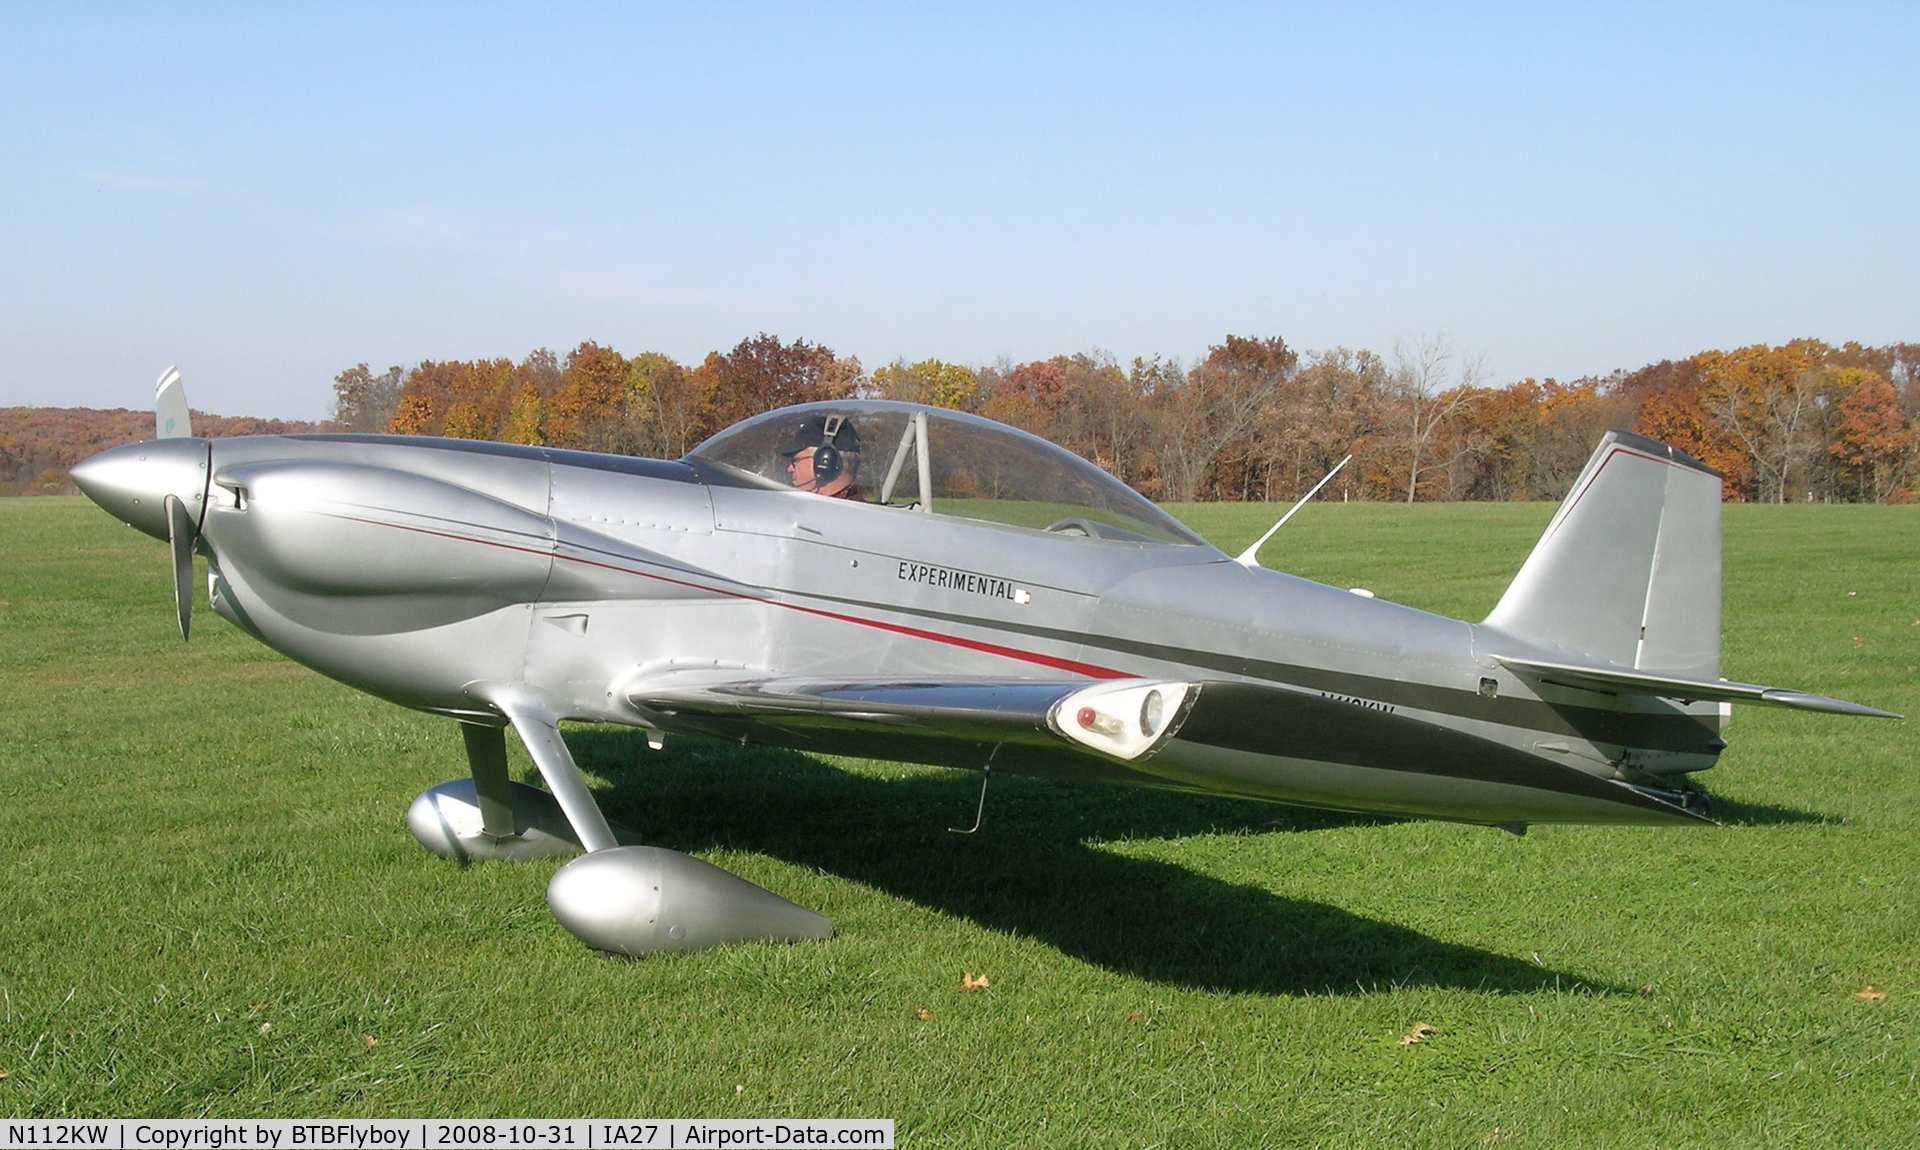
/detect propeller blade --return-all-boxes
[155,366,192,438]
[165,494,194,641]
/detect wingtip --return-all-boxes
[1758,690,1904,720]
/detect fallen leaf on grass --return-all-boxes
[960,973,991,990]
[1398,1023,1438,1046]
[1482,1129,1513,1145]
[258,1023,272,1035]
[1856,985,1888,1001]
[0,1068,9,1080]
[1127,1012,1144,1023]
[364,1035,379,1048]
[251,1003,269,1013]
[914,1008,932,1021]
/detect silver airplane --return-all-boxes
[72,369,1899,956]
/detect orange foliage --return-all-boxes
[386,393,438,436]
[1831,374,1915,502]
[14,338,1917,506]
[547,343,629,450]
[1635,387,1751,500]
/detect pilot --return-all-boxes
[778,413,863,500]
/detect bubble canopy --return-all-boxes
[685,401,1206,547]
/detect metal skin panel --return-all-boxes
[207,554,540,713]
[1086,561,1729,784]
[273,434,559,510]
[212,461,555,604]
[71,396,1901,954]
[193,453,556,712]
[705,484,1150,683]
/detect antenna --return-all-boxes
[1235,454,1352,568]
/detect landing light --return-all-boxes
[1141,689,1164,736]
[1054,681,1193,760]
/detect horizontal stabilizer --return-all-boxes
[1495,655,1903,719]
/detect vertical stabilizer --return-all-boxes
[1484,432,1722,678]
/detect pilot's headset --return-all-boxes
[811,414,850,483]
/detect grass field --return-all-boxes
[1,495,1914,1145]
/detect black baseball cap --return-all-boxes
[776,414,860,455]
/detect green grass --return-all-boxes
[1,496,1914,1145]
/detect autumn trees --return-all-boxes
[339,336,864,462]
[11,333,1904,502]
[337,334,1919,506]
[330,364,403,434]
[1831,375,1914,503]
[1620,342,1919,503]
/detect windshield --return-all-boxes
[686,401,1205,546]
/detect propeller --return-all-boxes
[69,368,210,642]
[155,366,193,438]
[165,493,196,641]
[158,367,200,640]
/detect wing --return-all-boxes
[629,676,1191,769]
[1493,655,1903,719]
[629,674,1714,824]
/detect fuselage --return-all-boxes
[74,426,1721,827]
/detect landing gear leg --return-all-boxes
[482,685,832,957]
[407,721,630,863]
[463,721,516,840]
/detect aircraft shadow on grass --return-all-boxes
[567,729,1633,998]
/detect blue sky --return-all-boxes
[3,2,1914,421]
